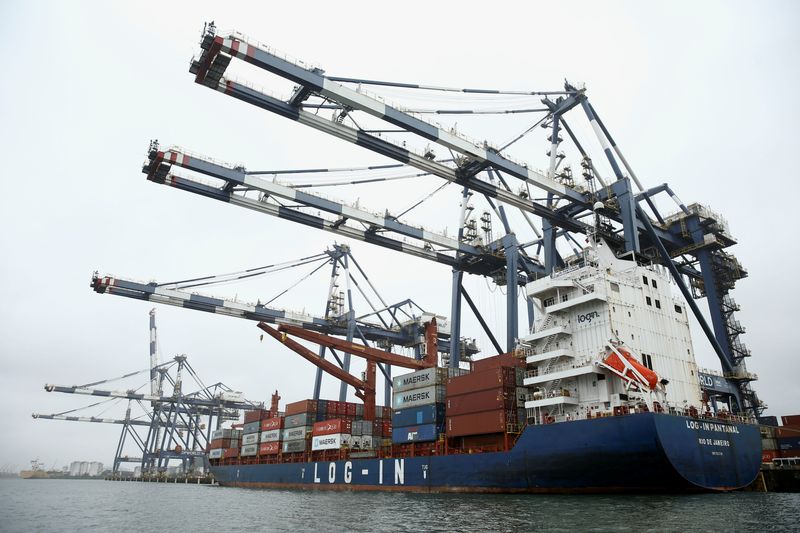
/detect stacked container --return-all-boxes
[311,419,353,451]
[208,428,241,460]
[777,415,800,458]
[392,367,448,444]
[446,354,525,439]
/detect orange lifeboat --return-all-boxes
[602,347,659,390]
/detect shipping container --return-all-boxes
[762,438,777,451]
[311,433,352,451]
[777,437,800,451]
[223,448,239,459]
[281,439,307,453]
[781,415,800,427]
[359,436,375,449]
[392,404,446,427]
[392,423,442,444]
[211,429,234,440]
[208,448,224,459]
[776,427,800,439]
[393,385,446,409]
[260,416,284,431]
[761,449,778,463]
[286,399,318,416]
[447,409,508,437]
[209,438,224,450]
[361,421,373,436]
[346,403,357,416]
[473,353,524,372]
[242,433,260,446]
[447,367,517,396]
[242,421,261,435]
[392,367,449,393]
[447,389,515,416]
[282,426,311,441]
[284,413,312,429]
[258,441,280,455]
[459,432,506,450]
[260,429,281,443]
[313,419,352,436]
[240,444,258,457]
[243,409,270,424]
[759,415,779,427]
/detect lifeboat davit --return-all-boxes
[603,348,659,390]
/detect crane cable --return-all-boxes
[327,76,576,97]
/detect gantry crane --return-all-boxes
[97,24,760,417]
[93,244,476,404]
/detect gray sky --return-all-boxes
[1,1,798,471]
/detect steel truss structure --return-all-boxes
[95,23,761,417]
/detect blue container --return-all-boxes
[777,437,800,451]
[392,423,443,444]
[392,404,445,428]
[759,416,778,427]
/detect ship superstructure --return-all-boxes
[522,240,702,425]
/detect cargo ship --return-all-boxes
[208,240,761,492]
[19,460,48,480]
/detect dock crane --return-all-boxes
[93,244,476,404]
[177,25,760,418]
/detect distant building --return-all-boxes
[69,461,104,477]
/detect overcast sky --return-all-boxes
[1,1,798,471]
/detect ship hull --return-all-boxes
[210,413,761,493]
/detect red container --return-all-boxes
[243,409,269,424]
[382,420,392,437]
[447,409,507,437]
[776,427,800,439]
[313,419,352,436]
[260,416,285,431]
[447,367,517,396]
[209,438,224,450]
[473,353,524,372]
[346,403,357,416]
[223,448,239,459]
[781,415,800,428]
[762,450,778,463]
[286,400,318,416]
[258,441,280,455]
[460,432,507,450]
[447,389,515,416]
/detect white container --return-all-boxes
[240,444,258,457]
[392,367,448,393]
[242,433,260,446]
[311,433,352,451]
[393,385,446,409]
[208,448,223,459]
[260,429,281,443]
[282,426,310,441]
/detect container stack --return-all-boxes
[776,415,800,459]
[208,428,241,461]
[311,419,353,451]
[391,367,448,444]
[446,354,526,447]
[259,416,284,456]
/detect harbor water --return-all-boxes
[1,478,797,532]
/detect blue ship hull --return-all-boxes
[210,413,761,492]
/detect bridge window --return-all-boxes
[651,279,657,288]
[646,296,652,306]
[561,293,569,303]
[674,304,682,314]
[641,353,653,370]
[655,300,661,309]
[642,275,648,285]
[610,282,620,292]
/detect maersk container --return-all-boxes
[392,423,442,444]
[242,433,260,446]
[284,413,312,429]
[392,404,445,427]
[393,367,448,393]
[240,444,258,457]
[393,385,446,409]
[260,429,281,443]
[211,429,233,440]
[242,421,261,435]
[282,426,311,441]
[311,433,352,451]
[208,448,223,459]
[281,439,306,453]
